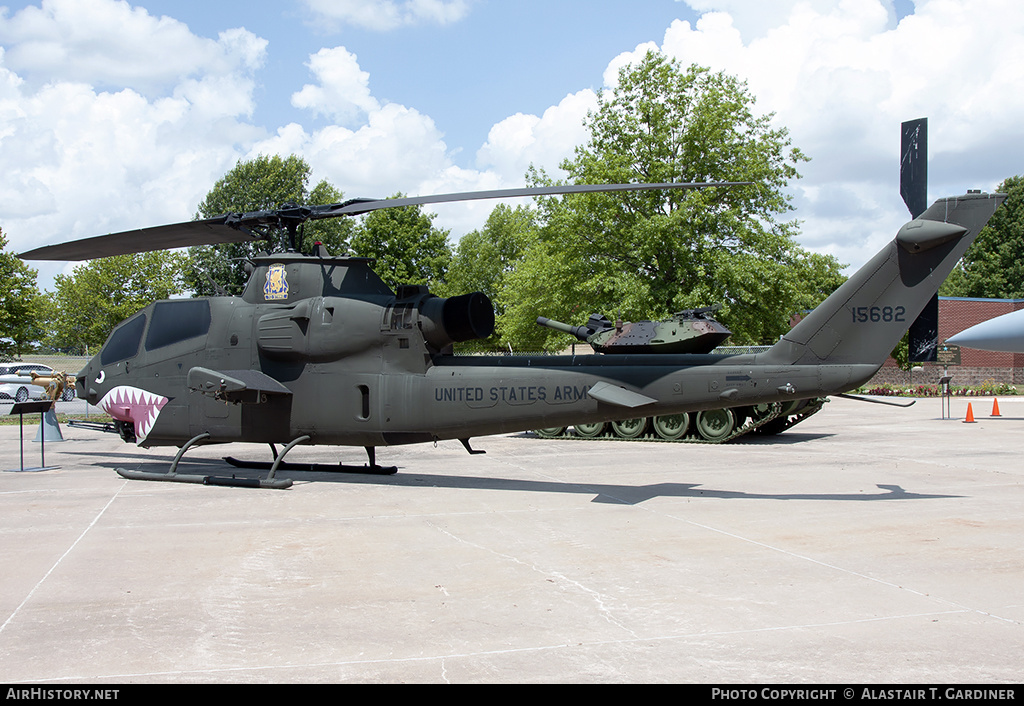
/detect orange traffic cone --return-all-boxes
[992,398,1002,417]
[964,402,976,423]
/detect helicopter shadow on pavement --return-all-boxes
[306,474,958,506]
[66,448,957,506]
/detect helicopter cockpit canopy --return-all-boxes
[99,299,213,366]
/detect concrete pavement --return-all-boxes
[1,395,1022,683]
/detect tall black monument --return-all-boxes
[901,118,937,362]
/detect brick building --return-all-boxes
[870,297,1024,386]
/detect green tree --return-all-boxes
[500,52,845,349]
[941,175,1024,298]
[0,228,42,358]
[349,195,452,292]
[441,204,538,349]
[188,154,351,296]
[45,252,186,355]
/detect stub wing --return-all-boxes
[187,367,294,404]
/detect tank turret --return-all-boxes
[537,307,731,355]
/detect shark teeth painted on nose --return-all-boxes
[97,385,169,442]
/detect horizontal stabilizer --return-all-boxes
[588,381,658,408]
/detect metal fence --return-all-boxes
[8,355,91,372]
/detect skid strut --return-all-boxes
[116,432,300,489]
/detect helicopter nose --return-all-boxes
[75,375,93,401]
[78,364,104,404]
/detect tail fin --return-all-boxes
[763,191,1004,367]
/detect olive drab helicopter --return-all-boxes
[21,183,1004,489]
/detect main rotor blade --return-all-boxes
[312,181,751,218]
[19,181,748,262]
[19,217,261,261]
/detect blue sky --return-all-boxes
[0,0,1019,291]
[136,0,704,156]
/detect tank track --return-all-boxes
[533,397,828,444]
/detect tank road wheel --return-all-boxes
[695,408,736,442]
[535,427,566,439]
[652,413,690,440]
[573,422,607,438]
[755,400,805,435]
[782,400,803,415]
[611,417,648,439]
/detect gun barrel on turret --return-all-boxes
[536,317,593,342]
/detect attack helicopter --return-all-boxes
[21,183,1004,488]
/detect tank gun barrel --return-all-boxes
[536,317,592,342]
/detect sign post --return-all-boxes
[936,344,960,420]
[6,400,60,472]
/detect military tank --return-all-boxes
[536,306,731,355]
[533,310,827,443]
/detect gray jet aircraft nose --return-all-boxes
[947,308,1024,353]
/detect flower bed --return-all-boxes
[857,380,1020,397]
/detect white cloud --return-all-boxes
[291,47,380,126]
[679,0,900,39]
[0,0,267,95]
[476,90,596,183]
[301,0,473,31]
[271,44,590,237]
[0,0,269,288]
[6,0,1024,291]
[272,48,456,197]
[0,0,499,283]
[618,0,1024,271]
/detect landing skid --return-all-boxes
[116,432,301,489]
[116,468,292,489]
[223,451,398,476]
[115,435,401,489]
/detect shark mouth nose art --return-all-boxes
[98,386,169,442]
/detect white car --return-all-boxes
[0,363,76,402]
